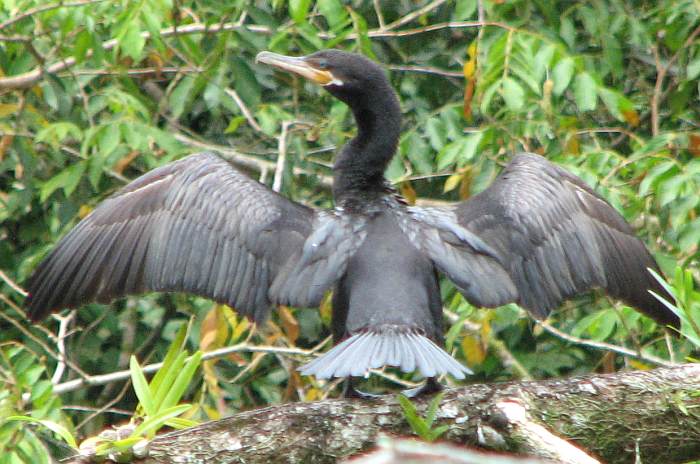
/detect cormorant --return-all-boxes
[25,50,679,397]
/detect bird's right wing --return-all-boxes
[26,152,362,323]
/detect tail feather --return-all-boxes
[299,327,472,380]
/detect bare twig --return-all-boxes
[382,0,448,31]
[538,321,675,368]
[372,0,386,30]
[0,269,27,296]
[224,88,263,134]
[63,66,201,77]
[0,21,270,90]
[173,132,334,188]
[273,121,293,192]
[50,312,74,384]
[388,64,463,78]
[49,343,318,396]
[0,0,108,30]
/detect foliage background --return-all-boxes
[0,0,699,461]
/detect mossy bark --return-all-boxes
[120,364,700,464]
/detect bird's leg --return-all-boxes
[400,377,443,398]
[342,377,382,399]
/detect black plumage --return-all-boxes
[26,50,679,396]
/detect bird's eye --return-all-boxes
[317,59,328,69]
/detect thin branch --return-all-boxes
[50,312,74,384]
[365,20,512,39]
[49,343,317,396]
[538,320,676,368]
[0,21,270,90]
[388,64,463,77]
[224,88,263,134]
[382,0,448,31]
[0,0,108,30]
[0,295,90,380]
[273,121,292,192]
[62,66,201,77]
[372,0,386,30]
[0,269,27,296]
[173,132,334,188]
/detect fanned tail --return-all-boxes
[299,326,472,379]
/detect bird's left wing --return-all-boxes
[26,152,362,323]
[420,152,678,328]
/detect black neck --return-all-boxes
[332,84,401,201]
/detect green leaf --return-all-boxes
[397,395,430,440]
[98,123,121,157]
[501,77,525,111]
[289,0,311,24]
[318,0,349,29]
[687,56,700,80]
[453,0,477,20]
[573,72,597,111]
[552,57,574,96]
[153,351,187,412]
[130,356,155,416]
[132,405,191,438]
[169,75,196,120]
[39,160,87,202]
[150,322,189,396]
[159,351,202,410]
[120,21,145,61]
[425,392,445,427]
[74,30,93,63]
[533,43,556,82]
[7,416,77,449]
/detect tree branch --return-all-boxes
[71,364,700,464]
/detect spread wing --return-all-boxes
[26,152,360,323]
[417,153,678,328]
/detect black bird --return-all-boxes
[26,50,679,397]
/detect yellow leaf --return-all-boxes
[443,173,463,193]
[224,307,250,343]
[480,315,492,340]
[622,108,640,127]
[565,134,580,155]
[628,359,652,371]
[399,181,417,205]
[305,387,322,402]
[78,204,93,219]
[200,309,219,352]
[463,61,476,79]
[0,103,19,118]
[467,41,478,60]
[278,306,299,344]
[319,292,333,326]
[461,335,486,366]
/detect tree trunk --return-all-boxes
[95,364,700,463]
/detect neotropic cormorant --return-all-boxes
[26,50,679,397]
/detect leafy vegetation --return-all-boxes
[0,0,698,461]
[397,392,450,442]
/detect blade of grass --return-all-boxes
[7,416,77,449]
[130,356,155,416]
[159,351,202,410]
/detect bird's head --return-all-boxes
[256,49,391,107]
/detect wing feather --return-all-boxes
[26,152,362,323]
[452,153,678,327]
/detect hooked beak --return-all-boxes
[256,51,338,86]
